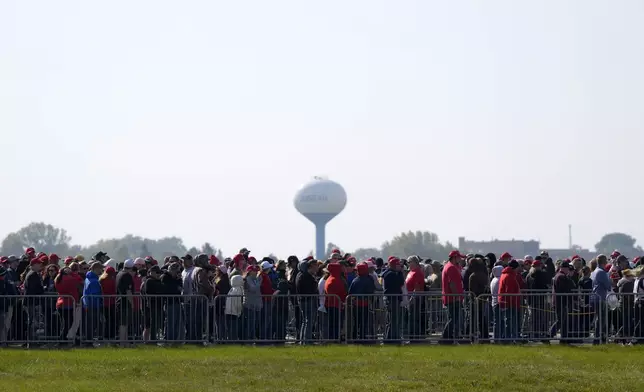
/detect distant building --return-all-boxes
[458,237,594,260]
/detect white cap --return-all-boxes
[123,259,135,269]
[134,257,146,266]
[524,255,534,262]
[365,261,375,269]
[103,259,117,269]
[260,261,273,270]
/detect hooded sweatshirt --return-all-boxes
[295,261,317,295]
[349,264,376,307]
[498,267,521,308]
[325,263,347,308]
[82,271,103,309]
[490,265,503,307]
[243,274,262,311]
[225,275,244,317]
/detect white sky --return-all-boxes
[1,0,643,258]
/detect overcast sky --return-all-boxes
[1,1,643,258]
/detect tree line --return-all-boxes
[0,222,641,262]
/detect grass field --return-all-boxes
[1,345,643,391]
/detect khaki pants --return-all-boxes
[66,305,82,340]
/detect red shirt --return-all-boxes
[55,274,81,308]
[405,269,425,293]
[441,262,464,305]
[260,274,273,302]
[498,267,521,308]
[100,277,117,307]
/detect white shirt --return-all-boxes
[182,266,195,296]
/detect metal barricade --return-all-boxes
[344,293,474,344]
[608,293,644,344]
[80,294,210,346]
[474,292,602,344]
[0,294,76,347]
[212,294,341,344]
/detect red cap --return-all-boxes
[30,258,43,266]
[571,255,580,261]
[39,255,49,264]
[611,250,621,258]
[387,256,396,262]
[64,256,74,265]
[25,247,35,256]
[304,256,314,261]
[388,257,401,267]
[524,259,532,265]
[105,266,116,274]
[209,255,220,266]
[347,256,357,265]
[356,263,369,276]
[604,263,612,272]
[532,260,543,267]
[232,254,245,265]
[246,265,259,273]
[248,256,257,265]
[448,250,465,260]
[49,254,60,264]
[332,249,341,255]
[500,252,512,260]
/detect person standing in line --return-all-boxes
[441,251,466,344]
[591,255,612,345]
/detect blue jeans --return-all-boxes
[299,299,317,344]
[503,307,519,341]
[385,300,402,342]
[244,308,260,341]
[493,305,505,341]
[165,303,182,341]
[442,302,462,341]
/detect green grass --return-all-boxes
[1,345,643,391]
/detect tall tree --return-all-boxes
[187,247,199,256]
[139,243,150,258]
[201,242,215,255]
[116,245,130,261]
[0,222,72,256]
[381,230,451,260]
[595,233,642,256]
[352,247,381,261]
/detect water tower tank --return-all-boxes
[294,177,347,259]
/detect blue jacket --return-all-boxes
[591,268,612,303]
[268,270,279,290]
[82,271,103,308]
[346,272,356,286]
[349,275,376,296]
[382,269,404,299]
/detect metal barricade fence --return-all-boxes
[212,294,341,344]
[608,293,644,344]
[80,294,209,346]
[0,294,76,347]
[474,292,604,344]
[344,293,474,344]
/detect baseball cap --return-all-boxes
[123,259,135,269]
[532,260,543,267]
[239,247,250,254]
[168,262,181,273]
[365,260,375,269]
[508,260,519,269]
[64,256,74,265]
[260,261,272,270]
[246,265,259,273]
[30,257,44,266]
[560,261,572,269]
[7,255,19,264]
[448,250,465,259]
[149,265,162,274]
[500,252,512,260]
[134,257,146,266]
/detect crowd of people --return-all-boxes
[0,246,643,347]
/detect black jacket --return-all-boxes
[295,271,317,296]
[160,273,183,305]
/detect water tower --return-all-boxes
[294,177,347,259]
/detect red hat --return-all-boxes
[0,256,8,263]
[332,249,341,255]
[524,259,532,265]
[604,263,612,272]
[246,265,259,273]
[571,255,580,261]
[611,250,621,258]
[500,252,512,260]
[64,256,74,265]
[30,258,43,266]
[209,255,220,266]
[247,256,257,265]
[387,256,396,262]
[388,257,401,267]
[49,254,60,264]
[39,255,49,264]
[532,260,543,267]
[105,266,116,274]
[232,254,245,266]
[356,263,369,276]
[448,250,465,260]
[347,256,357,265]
[304,255,314,261]
[25,247,35,256]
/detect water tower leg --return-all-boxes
[315,223,326,260]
